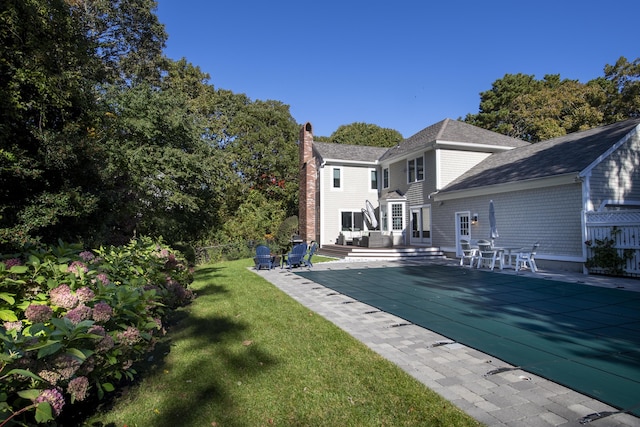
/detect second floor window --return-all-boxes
[407,156,424,183]
[332,167,341,189]
[370,170,378,190]
[383,168,389,188]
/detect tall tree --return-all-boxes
[603,56,640,120]
[330,122,403,147]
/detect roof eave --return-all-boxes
[434,173,580,201]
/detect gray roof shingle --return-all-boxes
[440,118,640,193]
[312,141,389,163]
[379,118,529,162]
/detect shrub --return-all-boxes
[585,226,635,276]
[0,237,194,425]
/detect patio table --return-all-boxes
[494,246,523,269]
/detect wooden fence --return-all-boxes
[585,210,640,277]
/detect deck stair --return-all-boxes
[317,244,445,262]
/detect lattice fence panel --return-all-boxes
[585,211,640,277]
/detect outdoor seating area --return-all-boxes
[254,241,317,271]
[459,239,539,272]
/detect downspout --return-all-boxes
[579,173,590,275]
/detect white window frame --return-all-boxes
[382,167,389,189]
[407,155,424,183]
[369,168,378,192]
[331,166,343,191]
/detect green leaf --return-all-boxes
[0,310,18,322]
[0,293,16,304]
[65,347,90,361]
[17,389,41,400]
[8,265,28,274]
[102,382,115,392]
[36,341,63,359]
[35,401,54,423]
[6,369,44,382]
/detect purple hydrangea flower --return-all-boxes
[93,273,110,286]
[96,335,115,353]
[116,326,141,346]
[35,388,65,416]
[67,376,90,402]
[49,285,78,309]
[88,325,106,336]
[92,302,113,323]
[75,287,95,303]
[67,261,88,276]
[25,304,53,323]
[38,370,62,386]
[64,304,92,325]
[78,251,95,262]
[3,258,22,268]
[53,354,81,380]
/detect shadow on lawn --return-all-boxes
[88,275,280,427]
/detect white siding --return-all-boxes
[320,162,378,245]
[437,149,491,189]
[589,131,640,209]
[432,183,584,259]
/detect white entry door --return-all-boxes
[455,212,471,256]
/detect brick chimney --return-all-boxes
[298,122,316,243]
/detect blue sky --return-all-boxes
[156,1,639,138]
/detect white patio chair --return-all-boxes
[515,242,540,272]
[459,240,478,267]
[476,240,498,270]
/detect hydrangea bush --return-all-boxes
[0,237,194,425]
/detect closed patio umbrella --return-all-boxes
[489,200,498,245]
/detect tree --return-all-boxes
[465,57,640,142]
[330,122,402,147]
[603,56,640,120]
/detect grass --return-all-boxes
[87,258,483,427]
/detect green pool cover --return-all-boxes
[297,265,640,416]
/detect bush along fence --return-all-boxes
[0,237,194,425]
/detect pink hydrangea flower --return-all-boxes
[35,388,65,416]
[93,273,110,286]
[64,304,92,325]
[78,251,95,262]
[116,326,141,346]
[25,304,53,323]
[67,261,88,276]
[76,287,95,303]
[3,321,23,333]
[96,335,114,353]
[92,302,113,323]
[67,376,90,402]
[88,325,106,337]
[49,285,78,309]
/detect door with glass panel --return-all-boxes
[410,206,431,245]
[455,212,471,256]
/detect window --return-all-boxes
[341,211,364,231]
[370,170,378,190]
[332,167,341,189]
[383,168,389,188]
[407,156,424,183]
[391,203,403,231]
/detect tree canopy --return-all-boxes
[465,57,640,142]
[329,122,403,147]
[0,0,299,253]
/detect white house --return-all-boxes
[298,118,640,273]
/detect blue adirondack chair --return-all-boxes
[285,242,307,269]
[254,244,273,270]
[303,241,318,267]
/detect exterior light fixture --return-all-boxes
[471,213,478,224]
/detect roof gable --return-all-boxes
[379,118,528,162]
[440,118,640,194]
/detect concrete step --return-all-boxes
[318,245,445,261]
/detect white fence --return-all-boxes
[585,210,640,277]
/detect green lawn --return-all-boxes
[87,259,482,426]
